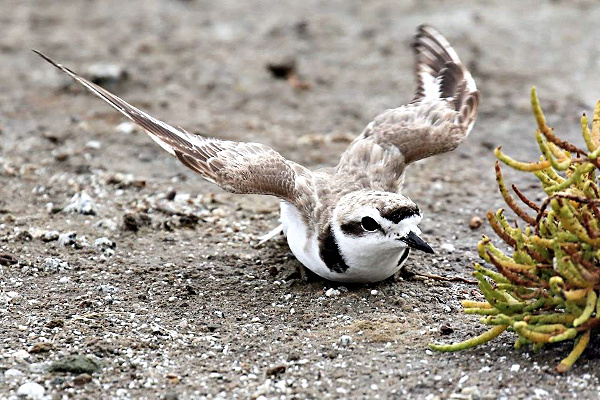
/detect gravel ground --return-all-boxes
[2,1,600,399]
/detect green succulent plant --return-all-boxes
[430,88,600,372]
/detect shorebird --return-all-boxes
[35,25,479,283]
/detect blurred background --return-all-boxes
[4,0,600,168]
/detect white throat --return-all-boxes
[331,222,408,282]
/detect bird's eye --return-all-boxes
[361,216,380,232]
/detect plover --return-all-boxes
[35,25,479,283]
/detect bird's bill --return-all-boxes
[400,231,434,254]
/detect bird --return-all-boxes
[34,24,479,283]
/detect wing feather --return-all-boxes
[34,50,315,210]
[337,25,479,190]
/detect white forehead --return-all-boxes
[393,214,423,236]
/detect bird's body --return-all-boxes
[36,25,479,283]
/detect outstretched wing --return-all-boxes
[337,25,479,189]
[34,51,315,211]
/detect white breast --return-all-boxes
[279,201,330,277]
[279,202,407,282]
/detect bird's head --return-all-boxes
[329,190,433,280]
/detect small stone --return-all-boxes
[58,232,77,246]
[49,354,101,374]
[266,57,296,79]
[165,190,177,201]
[41,231,60,242]
[94,237,115,249]
[94,219,118,231]
[63,191,96,215]
[265,365,286,376]
[30,342,54,354]
[87,63,128,85]
[0,252,18,266]
[440,243,455,252]
[17,230,33,241]
[51,150,70,162]
[73,373,92,385]
[338,335,352,347]
[122,212,151,232]
[7,291,20,300]
[469,216,483,230]
[16,382,45,399]
[370,289,378,296]
[43,257,69,272]
[440,325,454,335]
[510,364,520,373]
[325,288,340,297]
[99,284,120,293]
[179,214,199,229]
[13,349,30,360]
[59,276,70,284]
[4,368,23,378]
[211,207,226,217]
[46,319,64,328]
[46,202,63,214]
[116,121,137,134]
[85,140,101,150]
[166,373,180,385]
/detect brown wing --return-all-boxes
[336,25,479,190]
[34,51,315,211]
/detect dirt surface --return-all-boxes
[2,1,600,399]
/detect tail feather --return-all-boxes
[412,25,479,131]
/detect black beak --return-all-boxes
[400,231,434,254]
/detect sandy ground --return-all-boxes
[2,0,600,399]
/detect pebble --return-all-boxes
[58,232,77,247]
[16,382,45,399]
[338,335,352,346]
[43,257,69,272]
[116,121,137,134]
[73,373,92,385]
[49,354,101,374]
[325,288,340,297]
[63,191,97,215]
[266,57,296,79]
[30,342,53,354]
[469,215,483,229]
[0,252,18,266]
[45,202,62,214]
[510,364,520,372]
[7,291,20,300]
[13,349,30,360]
[59,276,71,284]
[370,289,378,296]
[4,368,23,378]
[94,219,118,231]
[440,243,455,252]
[99,284,120,293]
[41,230,59,242]
[87,63,128,84]
[94,237,115,249]
[85,140,101,150]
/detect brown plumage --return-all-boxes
[34,24,479,246]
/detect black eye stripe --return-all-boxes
[340,221,366,236]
